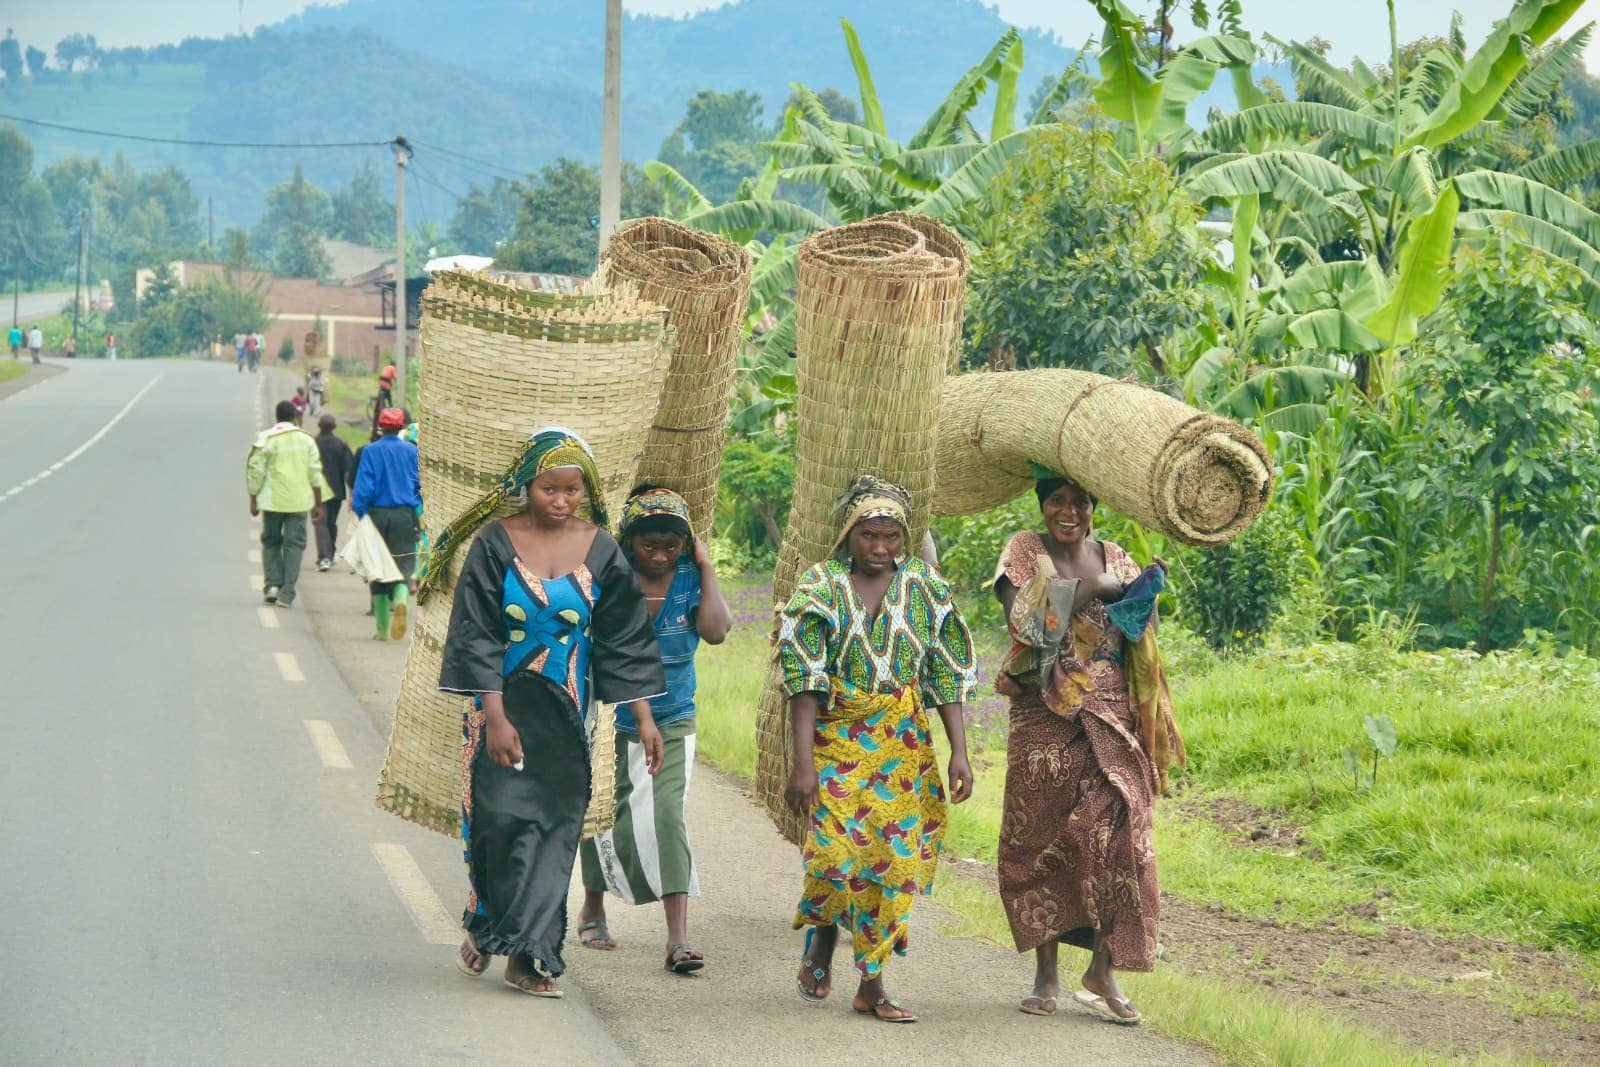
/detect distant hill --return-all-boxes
[9,0,1280,233]
[281,0,1078,142]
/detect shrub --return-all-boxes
[278,336,295,363]
[1178,506,1299,651]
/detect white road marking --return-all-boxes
[0,375,162,505]
[248,549,261,563]
[273,652,305,683]
[370,844,461,945]
[302,720,353,769]
[257,607,279,629]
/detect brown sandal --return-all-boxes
[505,971,563,999]
[665,943,704,974]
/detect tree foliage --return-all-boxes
[495,159,662,276]
[967,122,1207,376]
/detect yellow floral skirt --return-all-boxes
[792,682,947,978]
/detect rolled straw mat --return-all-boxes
[751,214,968,844]
[377,270,671,839]
[598,217,752,534]
[935,369,1271,545]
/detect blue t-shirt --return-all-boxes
[616,558,700,733]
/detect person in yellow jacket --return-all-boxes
[246,400,325,608]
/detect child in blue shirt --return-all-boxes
[578,486,732,973]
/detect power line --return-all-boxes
[420,150,511,193]
[409,139,528,181]
[0,111,392,150]
[407,161,468,205]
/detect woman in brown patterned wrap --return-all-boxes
[991,473,1182,1026]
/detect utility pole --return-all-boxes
[598,0,622,259]
[393,134,413,403]
[208,196,214,249]
[72,209,85,345]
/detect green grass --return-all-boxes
[691,604,1600,1062]
[318,369,421,450]
[0,362,28,385]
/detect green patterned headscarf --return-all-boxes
[416,426,606,603]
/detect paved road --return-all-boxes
[6,289,75,326]
[0,359,626,1064]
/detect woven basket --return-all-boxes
[377,271,671,840]
[598,218,752,534]
[935,369,1271,545]
[751,214,968,844]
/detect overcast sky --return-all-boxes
[9,0,1600,69]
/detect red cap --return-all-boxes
[377,408,406,430]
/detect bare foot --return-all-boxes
[1082,956,1139,1021]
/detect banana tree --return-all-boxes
[1182,0,1594,395]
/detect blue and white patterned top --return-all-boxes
[615,558,701,733]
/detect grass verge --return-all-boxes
[0,362,28,385]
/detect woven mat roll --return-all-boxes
[935,369,1272,545]
[752,214,968,844]
[377,271,671,839]
[598,218,752,533]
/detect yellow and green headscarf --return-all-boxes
[417,426,605,603]
[619,486,693,544]
[828,474,912,559]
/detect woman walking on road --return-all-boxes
[431,427,665,999]
[779,476,977,1023]
[991,472,1184,1025]
[577,486,732,973]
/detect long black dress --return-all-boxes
[438,522,663,977]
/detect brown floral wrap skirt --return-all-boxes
[997,682,1161,970]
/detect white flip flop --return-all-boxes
[1075,988,1142,1025]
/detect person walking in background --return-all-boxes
[8,324,21,359]
[27,326,43,365]
[306,365,327,415]
[351,407,422,640]
[779,476,976,1023]
[105,332,117,360]
[313,413,355,572]
[370,364,396,434]
[990,472,1183,1026]
[246,400,325,609]
[235,332,246,372]
[62,335,76,359]
[291,387,309,421]
[244,332,260,372]
[578,487,732,973]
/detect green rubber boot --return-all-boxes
[389,583,409,640]
[373,592,392,640]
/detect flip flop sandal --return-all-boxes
[797,928,831,1003]
[665,943,705,974]
[455,936,489,979]
[1019,995,1058,1016]
[854,997,918,1024]
[505,973,563,999]
[1074,989,1142,1025]
[577,920,617,950]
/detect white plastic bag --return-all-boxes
[337,515,405,583]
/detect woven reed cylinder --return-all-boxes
[377,271,671,840]
[934,369,1272,545]
[752,214,968,844]
[598,217,752,534]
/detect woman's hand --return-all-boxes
[692,536,713,570]
[784,763,819,814]
[636,717,665,775]
[485,712,523,769]
[946,751,974,804]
